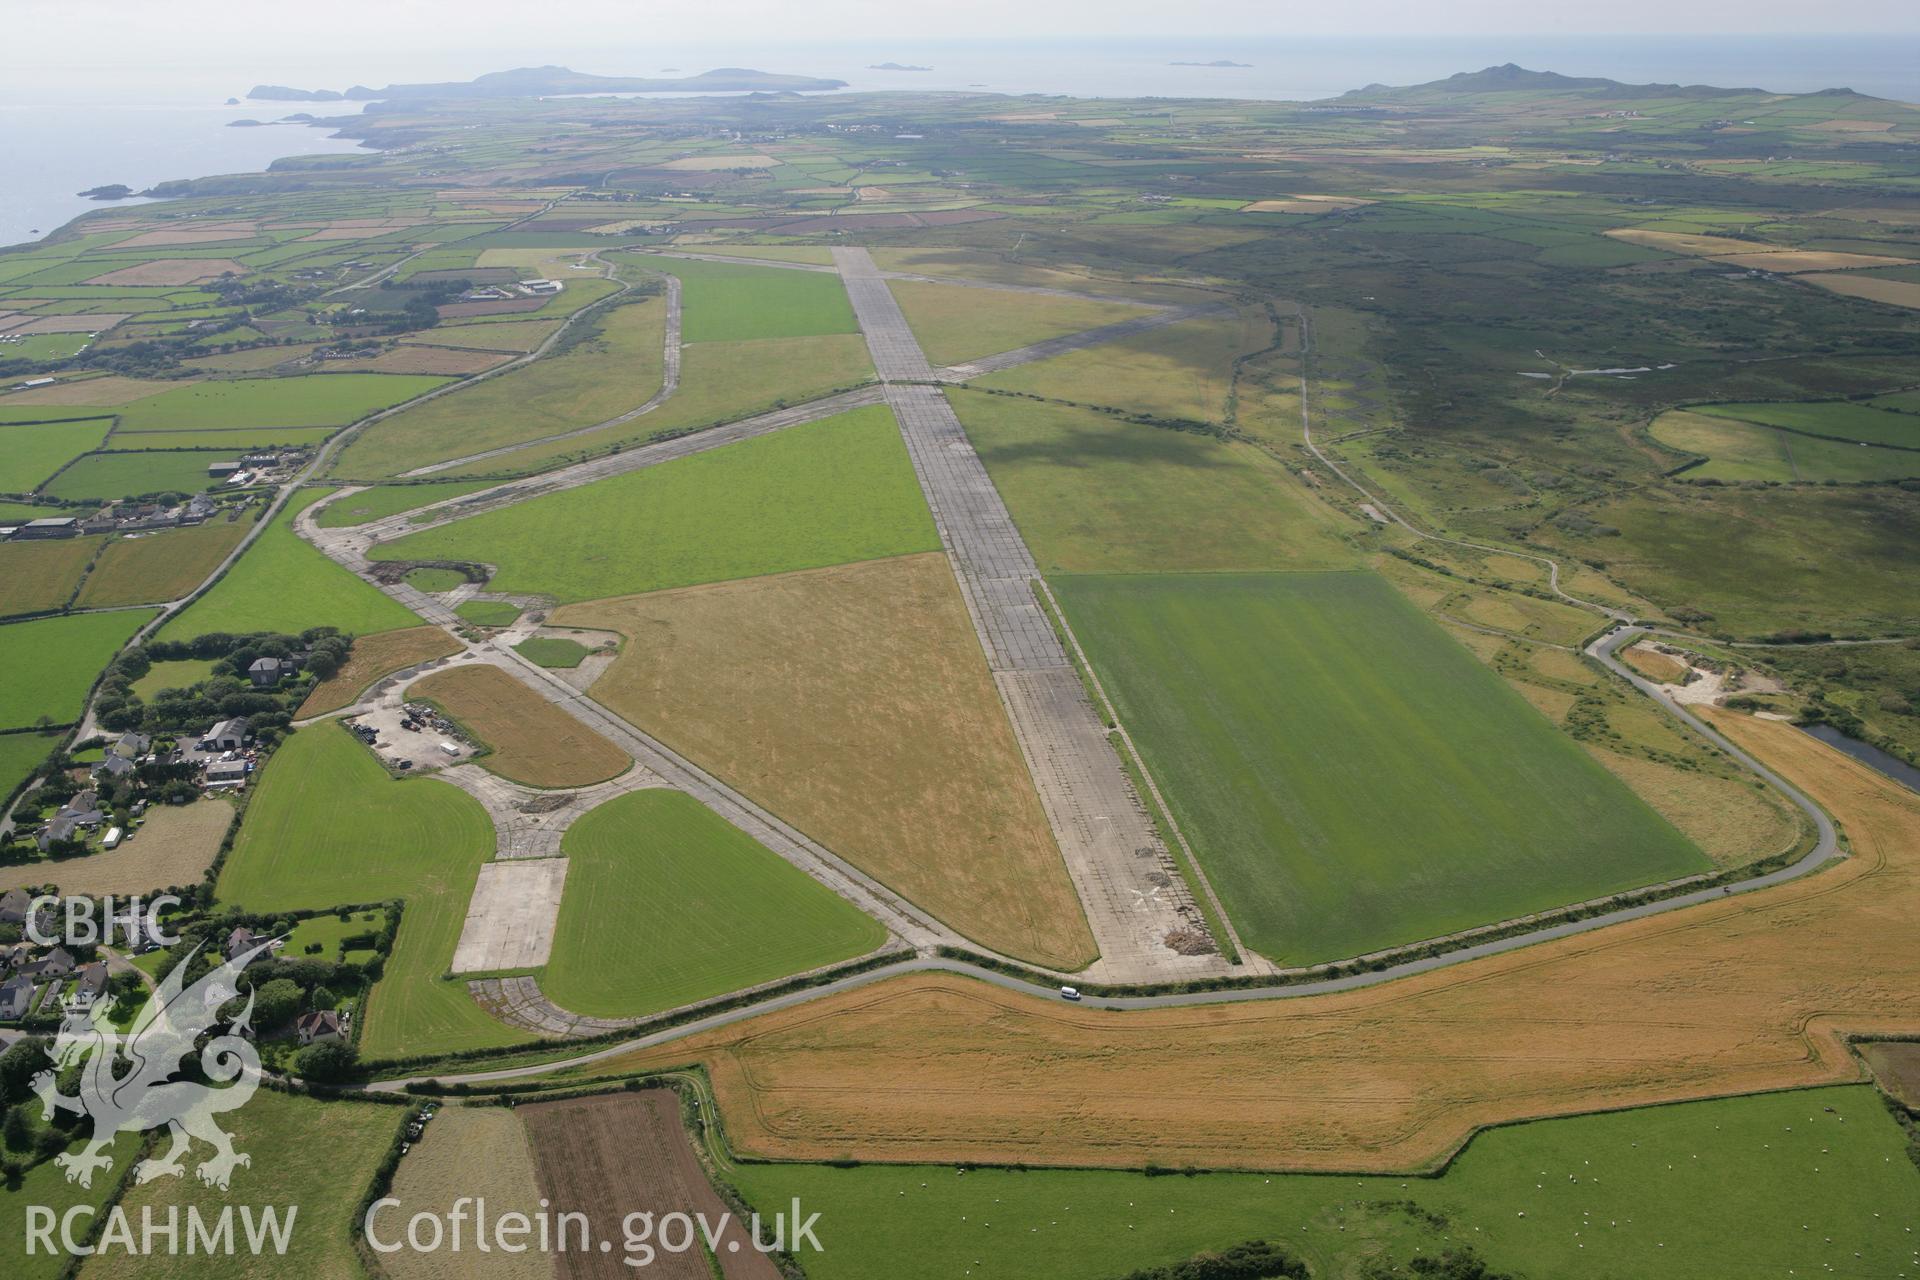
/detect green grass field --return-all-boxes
[286,907,386,962]
[403,566,468,592]
[974,308,1258,425]
[1577,485,1920,637]
[663,255,858,342]
[83,1089,403,1280]
[312,481,492,527]
[0,418,112,491]
[1651,410,1920,482]
[217,724,525,1058]
[0,609,155,728]
[540,790,884,1017]
[112,372,450,431]
[950,390,1354,572]
[96,426,340,451]
[328,299,665,478]
[129,657,219,699]
[455,599,522,627]
[1052,571,1709,963]
[41,450,231,501]
[0,1136,132,1280]
[433,333,875,478]
[732,1085,1919,1280]
[513,636,589,667]
[888,278,1151,367]
[0,729,60,801]
[373,406,938,602]
[158,488,420,641]
[1693,399,1920,448]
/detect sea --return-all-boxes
[3,34,1916,252]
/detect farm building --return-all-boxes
[203,718,247,750]
[0,888,32,925]
[16,517,79,540]
[204,758,249,788]
[207,461,243,478]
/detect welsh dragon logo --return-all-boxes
[32,940,271,1191]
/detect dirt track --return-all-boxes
[597,712,1920,1172]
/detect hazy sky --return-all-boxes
[7,0,1918,86]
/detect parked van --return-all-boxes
[1059,986,1081,1001]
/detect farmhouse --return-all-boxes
[16,517,79,540]
[294,1009,344,1045]
[224,926,259,959]
[37,791,105,851]
[92,752,136,781]
[248,656,295,688]
[203,718,247,751]
[0,887,32,925]
[113,731,150,759]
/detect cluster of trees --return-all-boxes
[1116,1241,1308,1280]
[96,628,352,737]
[1362,1248,1513,1280]
[338,278,471,334]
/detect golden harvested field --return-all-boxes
[82,257,246,286]
[1802,271,1920,310]
[73,520,249,608]
[383,1107,549,1280]
[598,713,1920,1173]
[0,798,231,894]
[2,374,181,405]
[408,663,631,788]
[298,625,463,717]
[115,224,256,247]
[1243,196,1374,213]
[1602,228,1781,256]
[659,153,779,170]
[556,553,1096,969]
[520,1091,781,1280]
[1621,643,1690,682]
[1706,249,1911,273]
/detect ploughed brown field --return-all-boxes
[597,712,1920,1172]
[520,1091,781,1280]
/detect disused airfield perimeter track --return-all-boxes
[319,249,1841,1081]
[40,234,1845,1016]
[339,250,1830,992]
